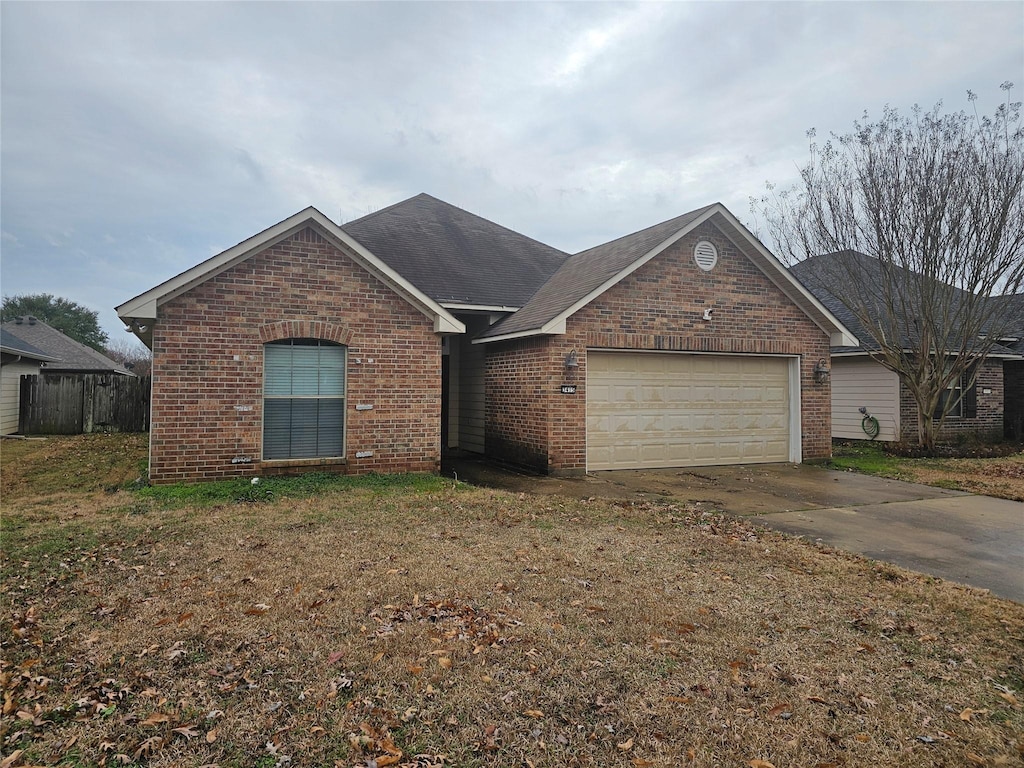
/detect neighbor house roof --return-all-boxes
[0,328,57,362]
[791,251,1021,358]
[1,317,131,373]
[988,293,1024,353]
[342,193,569,309]
[477,203,858,346]
[117,206,465,346]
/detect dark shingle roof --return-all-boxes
[479,204,716,339]
[791,252,1021,356]
[0,318,131,374]
[341,193,569,307]
[790,252,878,353]
[1,328,55,360]
[989,293,1024,353]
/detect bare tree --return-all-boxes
[755,84,1024,451]
[105,337,152,376]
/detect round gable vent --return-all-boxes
[694,240,718,272]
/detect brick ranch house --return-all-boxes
[117,194,856,484]
[791,252,1024,443]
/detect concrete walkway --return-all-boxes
[446,458,1024,602]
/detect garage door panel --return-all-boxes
[588,352,792,470]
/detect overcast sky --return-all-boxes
[2,1,1021,341]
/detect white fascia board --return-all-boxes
[555,208,721,331]
[314,213,465,335]
[477,209,723,345]
[440,303,521,312]
[830,331,859,347]
[435,315,465,334]
[0,346,58,362]
[472,319,566,345]
[116,206,464,336]
[712,207,860,348]
[477,203,860,348]
[116,208,323,322]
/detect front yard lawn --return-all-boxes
[1,436,1022,767]
[830,441,1024,502]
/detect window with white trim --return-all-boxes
[263,339,346,459]
[937,373,964,418]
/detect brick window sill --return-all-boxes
[261,457,347,469]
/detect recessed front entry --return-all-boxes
[586,351,794,470]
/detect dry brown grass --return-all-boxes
[1,434,148,500]
[2,463,1023,768]
[898,454,1024,502]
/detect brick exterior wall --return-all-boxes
[1005,360,1024,440]
[898,358,1004,442]
[484,337,555,472]
[485,221,834,473]
[149,226,441,483]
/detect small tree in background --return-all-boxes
[755,84,1024,451]
[1,293,110,352]
[104,337,153,376]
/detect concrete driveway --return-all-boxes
[446,458,1024,602]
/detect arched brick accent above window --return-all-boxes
[259,320,355,346]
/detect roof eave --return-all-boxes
[711,207,860,348]
[476,209,727,343]
[117,207,464,336]
[473,318,566,345]
[0,346,58,362]
[440,303,521,313]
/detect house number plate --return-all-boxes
[560,385,577,394]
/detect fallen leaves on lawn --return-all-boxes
[3,478,1024,767]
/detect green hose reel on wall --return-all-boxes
[858,406,880,440]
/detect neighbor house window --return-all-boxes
[938,374,964,418]
[263,339,346,459]
[934,362,978,420]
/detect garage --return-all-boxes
[586,351,795,470]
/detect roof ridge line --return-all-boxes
[344,193,571,257]
[572,202,720,256]
[340,193,432,229]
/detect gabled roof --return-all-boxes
[0,328,57,361]
[117,206,464,345]
[477,203,858,346]
[341,193,569,309]
[1,317,131,373]
[988,293,1024,354]
[791,251,1021,357]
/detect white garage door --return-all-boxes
[587,352,792,470]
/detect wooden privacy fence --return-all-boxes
[19,374,151,434]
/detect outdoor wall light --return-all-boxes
[564,349,579,369]
[813,358,830,384]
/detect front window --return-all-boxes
[937,372,963,418]
[263,339,345,459]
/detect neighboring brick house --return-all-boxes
[791,252,1022,443]
[118,194,856,483]
[991,294,1024,439]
